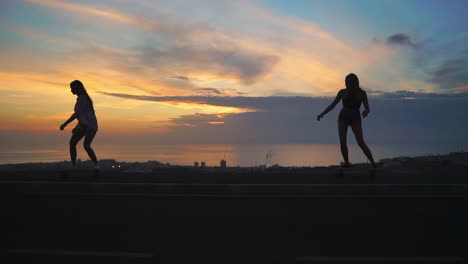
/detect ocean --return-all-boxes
[0,143,466,167]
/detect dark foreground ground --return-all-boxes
[2,156,468,263]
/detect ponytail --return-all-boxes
[70,80,95,115]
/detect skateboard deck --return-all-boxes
[336,167,377,178]
[61,168,100,179]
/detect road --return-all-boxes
[2,170,467,263]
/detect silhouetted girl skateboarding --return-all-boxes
[60,80,99,168]
[317,73,376,168]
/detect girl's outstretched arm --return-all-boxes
[317,90,343,121]
[60,113,76,130]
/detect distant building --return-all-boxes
[194,162,199,168]
[201,162,206,168]
[220,160,226,168]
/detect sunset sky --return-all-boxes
[1,0,467,149]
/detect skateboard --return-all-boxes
[336,166,377,178]
[61,167,100,179]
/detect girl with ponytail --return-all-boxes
[60,80,99,168]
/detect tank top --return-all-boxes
[74,95,98,131]
[342,89,362,109]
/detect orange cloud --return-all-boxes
[27,0,136,25]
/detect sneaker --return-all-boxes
[340,162,351,168]
[66,162,78,170]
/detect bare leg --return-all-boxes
[350,122,376,167]
[69,131,85,166]
[338,120,350,165]
[83,131,98,164]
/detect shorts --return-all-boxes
[72,124,97,137]
[338,108,361,126]
[71,124,97,145]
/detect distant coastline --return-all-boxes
[1,151,467,171]
[1,143,466,168]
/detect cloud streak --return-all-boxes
[138,93,468,145]
[100,90,468,112]
[386,33,420,48]
[26,0,205,38]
